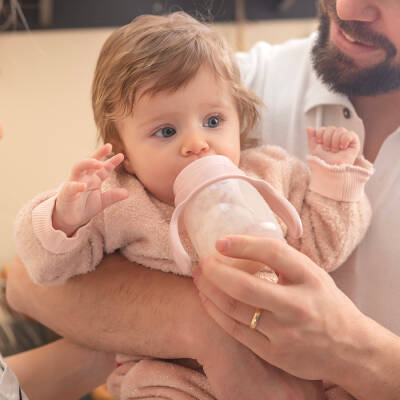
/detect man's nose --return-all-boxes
[336,0,379,23]
[180,133,210,156]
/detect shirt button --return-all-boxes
[343,107,351,119]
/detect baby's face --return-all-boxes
[117,67,241,204]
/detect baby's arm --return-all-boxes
[285,126,373,272]
[14,144,128,285]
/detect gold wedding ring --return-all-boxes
[250,308,261,329]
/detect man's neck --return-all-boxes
[350,91,400,163]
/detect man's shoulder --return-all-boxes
[237,34,316,102]
[256,34,314,57]
[237,35,315,75]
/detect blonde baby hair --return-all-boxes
[92,11,261,153]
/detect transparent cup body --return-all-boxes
[183,178,283,271]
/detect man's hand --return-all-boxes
[196,307,325,400]
[194,235,400,399]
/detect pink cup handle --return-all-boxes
[169,201,192,275]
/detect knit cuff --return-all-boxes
[307,155,374,202]
[32,194,92,254]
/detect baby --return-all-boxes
[15,12,373,400]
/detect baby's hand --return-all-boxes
[52,144,129,236]
[307,126,360,165]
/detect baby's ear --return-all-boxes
[123,157,135,174]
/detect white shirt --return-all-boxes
[237,34,400,335]
[0,356,27,400]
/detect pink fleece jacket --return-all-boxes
[14,145,373,285]
[14,145,373,400]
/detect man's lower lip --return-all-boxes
[330,21,383,61]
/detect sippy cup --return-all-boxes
[169,155,303,276]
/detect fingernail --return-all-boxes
[216,238,229,253]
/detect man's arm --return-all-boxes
[6,253,326,400]
[6,253,201,359]
[6,339,114,400]
[194,235,400,399]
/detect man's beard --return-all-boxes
[311,1,400,97]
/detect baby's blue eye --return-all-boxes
[204,116,220,128]
[154,126,176,138]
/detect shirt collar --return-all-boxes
[304,65,353,113]
[303,35,400,148]
[304,60,400,135]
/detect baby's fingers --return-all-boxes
[96,153,125,181]
[339,130,359,150]
[105,153,124,171]
[331,128,347,152]
[70,158,103,181]
[321,126,335,151]
[101,188,129,209]
[307,126,316,139]
[58,181,87,202]
[306,126,317,153]
[338,131,351,150]
[348,131,360,150]
[91,143,113,161]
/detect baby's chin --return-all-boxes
[149,188,175,206]
[164,196,175,206]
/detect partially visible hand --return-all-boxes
[196,308,325,400]
[194,235,368,385]
[52,143,129,236]
[307,126,360,165]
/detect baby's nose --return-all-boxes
[181,135,210,156]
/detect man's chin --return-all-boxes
[312,39,400,96]
[313,4,400,96]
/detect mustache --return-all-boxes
[321,0,396,58]
[338,21,394,53]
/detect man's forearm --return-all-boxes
[6,254,207,360]
[333,314,400,400]
[6,339,114,400]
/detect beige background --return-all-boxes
[0,19,317,267]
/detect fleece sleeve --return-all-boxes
[14,190,106,286]
[285,154,373,272]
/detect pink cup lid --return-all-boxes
[174,155,247,207]
[169,155,303,275]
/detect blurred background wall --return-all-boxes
[0,0,317,268]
